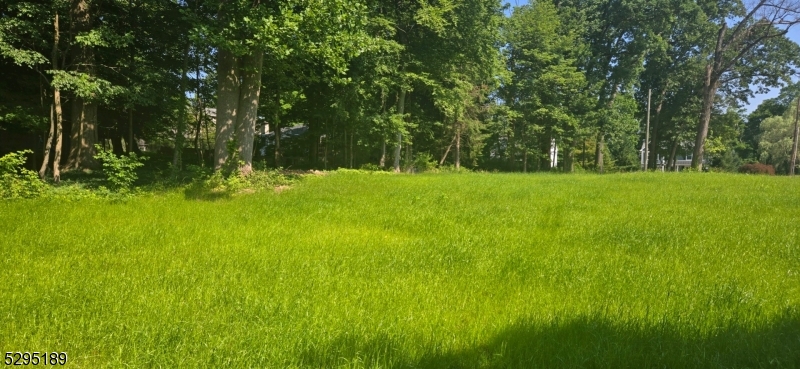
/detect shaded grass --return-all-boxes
[1,172,799,368]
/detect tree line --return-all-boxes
[2,0,800,179]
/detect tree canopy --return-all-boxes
[3,0,800,176]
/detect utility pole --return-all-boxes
[791,97,800,176]
[644,89,651,171]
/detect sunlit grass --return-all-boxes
[1,172,799,368]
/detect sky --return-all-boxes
[502,1,800,114]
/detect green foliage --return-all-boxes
[0,150,45,199]
[719,148,743,172]
[221,139,243,178]
[93,145,146,191]
[184,168,299,200]
[758,100,799,173]
[413,152,437,172]
[359,163,385,172]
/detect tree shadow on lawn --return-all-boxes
[299,314,800,368]
[182,180,233,201]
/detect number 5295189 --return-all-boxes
[4,352,67,366]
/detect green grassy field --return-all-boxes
[1,172,799,368]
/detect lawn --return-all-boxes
[1,172,799,368]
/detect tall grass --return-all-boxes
[1,172,799,368]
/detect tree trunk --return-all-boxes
[564,144,574,173]
[791,97,800,176]
[66,98,98,170]
[693,24,726,170]
[195,97,204,166]
[41,12,63,180]
[523,149,528,173]
[595,132,604,174]
[393,90,406,172]
[273,91,281,168]
[440,134,456,166]
[669,138,678,171]
[648,85,668,169]
[455,119,461,170]
[66,0,97,171]
[644,89,651,171]
[380,139,386,167]
[693,64,719,171]
[596,86,617,174]
[351,131,355,169]
[128,109,133,154]
[235,51,263,175]
[172,44,190,176]
[111,134,124,156]
[194,59,204,166]
[582,138,587,169]
[40,104,55,179]
[53,88,63,182]
[214,49,240,171]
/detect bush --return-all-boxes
[738,163,775,175]
[0,150,46,199]
[184,169,299,200]
[413,152,437,172]
[359,163,385,172]
[94,145,146,191]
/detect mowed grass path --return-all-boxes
[1,173,799,368]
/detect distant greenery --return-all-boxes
[1,173,798,367]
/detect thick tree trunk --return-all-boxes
[393,90,406,172]
[66,0,97,171]
[693,64,719,171]
[791,97,800,176]
[66,98,98,170]
[693,24,726,170]
[111,134,124,156]
[669,138,678,171]
[523,149,528,173]
[214,49,240,171]
[564,144,574,173]
[235,51,263,175]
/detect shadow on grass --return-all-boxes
[300,314,800,368]
[182,181,233,201]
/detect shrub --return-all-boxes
[413,152,437,172]
[0,150,46,199]
[94,145,146,191]
[359,163,384,172]
[738,163,775,175]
